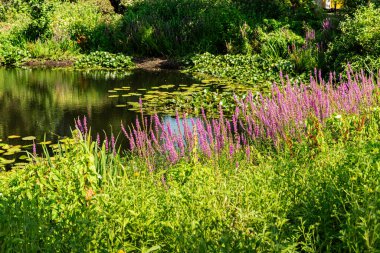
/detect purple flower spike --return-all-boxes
[32,141,37,157]
[111,134,116,156]
[83,116,88,134]
[96,133,101,148]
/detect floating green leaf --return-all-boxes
[8,135,21,139]
[39,141,52,145]
[0,157,15,165]
[22,136,36,141]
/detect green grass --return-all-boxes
[1,111,380,252]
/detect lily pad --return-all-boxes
[22,136,36,141]
[3,152,15,156]
[127,102,141,107]
[19,155,29,160]
[108,95,119,98]
[2,144,10,150]
[159,84,175,89]
[8,135,21,139]
[0,157,15,165]
[116,104,127,107]
[7,146,22,152]
[39,141,52,145]
[59,138,75,144]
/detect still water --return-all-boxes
[0,68,197,144]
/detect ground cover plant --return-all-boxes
[74,51,135,69]
[1,69,380,251]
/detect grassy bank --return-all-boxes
[1,70,380,251]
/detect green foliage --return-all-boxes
[61,1,107,52]
[25,0,54,41]
[116,0,248,56]
[0,4,6,21]
[1,111,380,251]
[74,51,134,69]
[26,39,80,60]
[327,4,380,71]
[349,55,380,73]
[233,0,321,21]
[259,27,304,61]
[0,35,29,66]
[1,47,29,66]
[342,0,380,12]
[188,53,294,86]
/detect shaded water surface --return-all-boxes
[0,68,197,145]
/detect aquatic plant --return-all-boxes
[74,51,134,69]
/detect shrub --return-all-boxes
[327,4,380,71]
[24,0,54,41]
[259,27,304,61]
[74,51,134,69]
[116,0,248,56]
[0,36,29,66]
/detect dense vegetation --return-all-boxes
[0,0,379,75]
[1,70,380,251]
[1,0,380,252]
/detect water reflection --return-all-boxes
[0,68,196,143]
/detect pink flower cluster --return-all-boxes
[121,69,380,166]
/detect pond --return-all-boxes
[0,68,198,167]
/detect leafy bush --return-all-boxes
[287,29,322,73]
[74,51,134,69]
[26,39,80,60]
[233,0,321,21]
[0,4,6,21]
[0,36,29,66]
[327,4,380,71]
[188,52,294,86]
[59,1,108,52]
[115,0,248,56]
[349,55,380,73]
[1,47,29,66]
[24,0,54,41]
[259,27,304,61]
